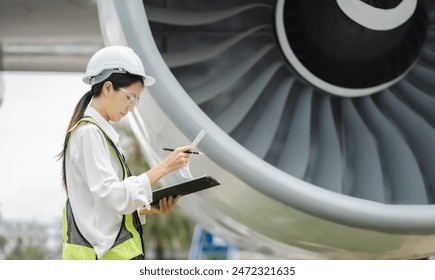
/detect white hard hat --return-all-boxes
[82,45,156,86]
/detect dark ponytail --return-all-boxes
[59,73,144,193]
[58,90,94,193]
[67,90,93,131]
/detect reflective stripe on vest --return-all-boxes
[62,116,144,260]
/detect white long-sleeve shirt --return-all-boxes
[65,106,152,259]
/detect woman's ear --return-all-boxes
[103,81,113,96]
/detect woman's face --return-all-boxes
[105,81,143,122]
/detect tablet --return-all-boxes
[151,175,220,206]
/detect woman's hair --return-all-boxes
[59,73,144,193]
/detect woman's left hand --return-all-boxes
[140,195,182,216]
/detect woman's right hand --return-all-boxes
[161,145,193,173]
[146,145,193,185]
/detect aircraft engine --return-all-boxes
[97,0,435,259]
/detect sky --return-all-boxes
[0,71,88,224]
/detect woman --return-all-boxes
[59,45,192,260]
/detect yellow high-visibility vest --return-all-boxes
[62,116,144,260]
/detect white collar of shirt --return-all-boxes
[84,106,120,147]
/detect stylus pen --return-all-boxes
[162,148,204,155]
